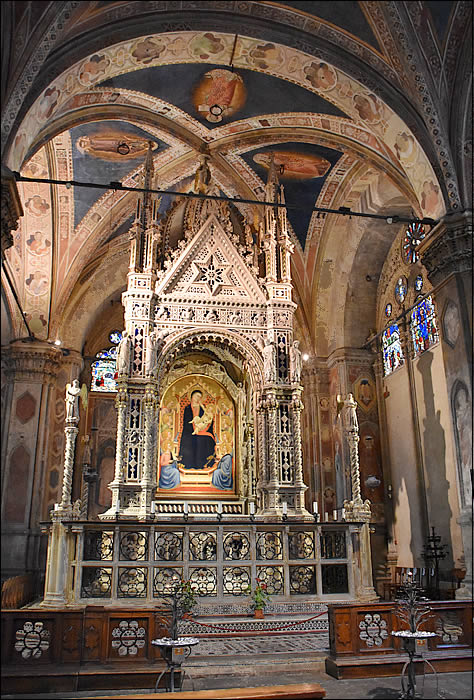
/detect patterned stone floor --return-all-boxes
[189,631,329,658]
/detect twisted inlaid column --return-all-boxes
[266,394,280,511]
[292,392,304,486]
[342,393,371,521]
[59,419,79,510]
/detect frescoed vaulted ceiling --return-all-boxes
[2,1,470,358]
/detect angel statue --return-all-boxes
[65,379,87,421]
[116,331,131,375]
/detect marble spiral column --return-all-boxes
[341,393,376,602]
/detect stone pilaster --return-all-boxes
[1,340,61,581]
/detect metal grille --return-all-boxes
[321,565,349,594]
[256,566,284,594]
[153,567,184,597]
[222,567,251,595]
[189,532,217,561]
[223,532,250,560]
[256,532,283,560]
[117,567,147,598]
[320,531,346,559]
[289,566,317,595]
[83,531,114,561]
[119,531,148,561]
[189,567,217,596]
[288,532,314,559]
[154,532,183,561]
[81,567,112,598]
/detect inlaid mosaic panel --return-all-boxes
[81,567,112,598]
[222,567,251,596]
[189,532,217,561]
[289,566,317,595]
[83,531,114,561]
[117,567,147,598]
[154,532,183,561]
[189,567,217,596]
[256,566,284,595]
[223,532,250,560]
[153,567,184,597]
[288,532,315,559]
[119,531,148,561]
[256,532,283,560]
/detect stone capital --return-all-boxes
[418,210,473,286]
[2,339,62,384]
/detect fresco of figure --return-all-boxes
[179,390,216,470]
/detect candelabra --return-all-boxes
[422,526,448,600]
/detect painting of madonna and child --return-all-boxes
[157,376,236,494]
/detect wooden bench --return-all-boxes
[93,682,326,699]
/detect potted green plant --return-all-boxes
[159,578,198,639]
[246,578,271,618]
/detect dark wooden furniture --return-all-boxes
[86,683,327,699]
[326,600,472,679]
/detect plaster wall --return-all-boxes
[384,364,424,567]
[413,342,462,568]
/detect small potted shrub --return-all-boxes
[247,578,271,618]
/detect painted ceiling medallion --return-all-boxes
[75,129,159,161]
[253,151,331,179]
[193,68,247,123]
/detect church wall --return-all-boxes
[1,381,43,578]
[384,364,424,567]
[412,342,462,568]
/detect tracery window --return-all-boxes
[410,296,439,357]
[382,324,404,376]
[91,331,122,392]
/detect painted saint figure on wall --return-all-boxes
[180,389,216,469]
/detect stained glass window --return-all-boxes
[402,223,425,264]
[91,331,122,392]
[414,275,423,292]
[382,324,404,376]
[385,303,392,318]
[410,296,439,356]
[395,276,407,304]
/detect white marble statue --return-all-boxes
[116,331,131,374]
[145,329,160,376]
[65,379,82,420]
[343,393,359,433]
[263,339,276,383]
[289,340,302,383]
